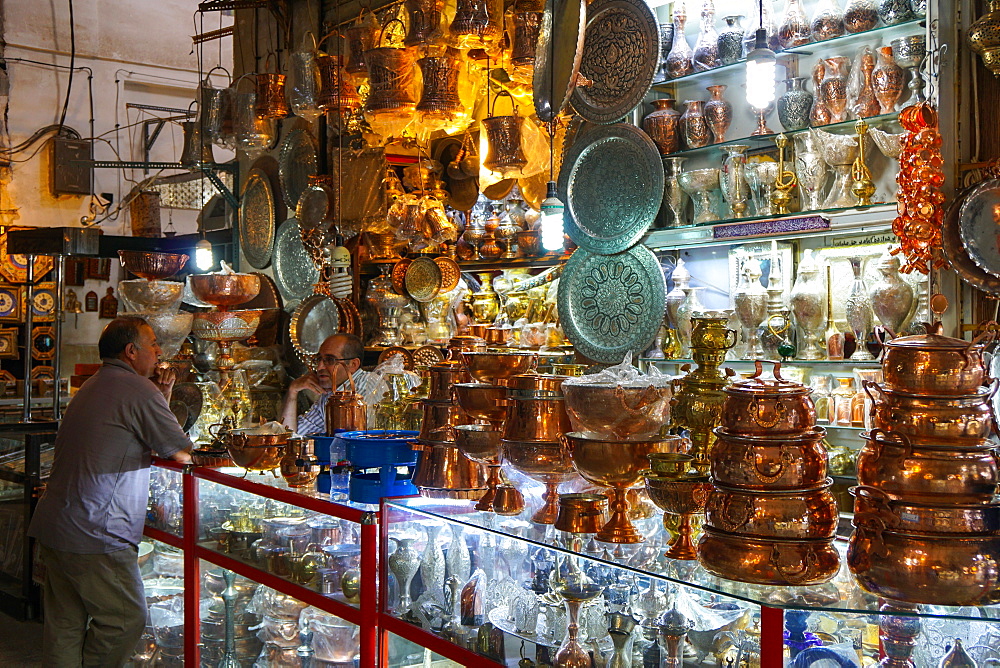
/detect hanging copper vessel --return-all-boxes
[345,12,380,74]
[363,21,418,116]
[405,0,446,46]
[255,72,291,119]
[180,120,215,169]
[450,0,503,49]
[317,53,362,116]
[511,10,542,68]
[416,47,464,118]
[482,91,528,178]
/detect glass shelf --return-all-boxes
[384,497,1000,624]
[640,357,881,368]
[657,111,902,160]
[651,18,924,89]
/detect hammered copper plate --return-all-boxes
[434,256,461,293]
[943,184,1000,295]
[279,128,318,210]
[391,259,413,294]
[534,0,587,122]
[290,292,341,362]
[558,123,664,255]
[378,346,414,370]
[571,0,659,124]
[413,344,445,367]
[405,257,443,302]
[338,297,364,340]
[959,179,1000,279]
[239,167,276,269]
[557,245,666,364]
[272,218,320,306]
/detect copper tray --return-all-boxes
[278,128,318,210]
[405,257,442,302]
[943,183,1000,295]
[239,167,276,269]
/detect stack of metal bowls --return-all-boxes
[849,323,1000,606]
[699,361,841,585]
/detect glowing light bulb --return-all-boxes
[540,181,565,252]
[195,238,214,271]
[745,29,777,110]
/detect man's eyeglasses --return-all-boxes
[317,355,358,365]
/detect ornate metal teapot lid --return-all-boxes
[724,360,810,396]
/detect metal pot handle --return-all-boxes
[718,494,754,532]
[867,428,911,457]
[750,396,787,429]
[769,543,819,586]
[616,384,663,415]
[965,325,998,369]
[750,445,794,484]
[724,329,739,350]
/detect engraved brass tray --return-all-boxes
[557,245,666,364]
[272,218,320,307]
[571,0,660,124]
[405,257,443,302]
[958,178,1000,280]
[278,128,318,210]
[239,167,276,269]
[434,256,461,293]
[558,123,664,255]
[943,183,1000,295]
[534,0,586,122]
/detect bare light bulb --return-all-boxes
[745,29,777,110]
[194,238,214,271]
[540,181,565,252]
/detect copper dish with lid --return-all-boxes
[710,427,828,490]
[856,429,999,504]
[562,380,672,441]
[863,379,997,447]
[880,322,993,395]
[705,479,839,540]
[852,485,1000,535]
[697,527,840,585]
[848,521,1000,606]
[720,361,816,436]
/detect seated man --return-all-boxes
[281,332,381,434]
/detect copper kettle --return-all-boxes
[324,365,367,433]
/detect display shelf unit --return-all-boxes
[361,255,567,276]
[145,459,378,667]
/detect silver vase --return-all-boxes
[869,249,913,336]
[794,129,829,211]
[844,256,875,360]
[789,249,826,360]
[777,77,813,131]
[663,157,690,227]
[817,131,858,208]
[720,145,750,218]
[445,524,471,584]
[745,161,779,216]
[388,537,421,614]
[420,524,446,604]
[666,258,692,331]
[733,258,769,360]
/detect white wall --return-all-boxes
[1,0,232,366]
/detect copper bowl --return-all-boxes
[454,424,502,465]
[501,395,572,443]
[118,250,189,280]
[648,452,695,477]
[852,485,1000,535]
[554,493,609,534]
[864,380,996,447]
[462,351,537,385]
[710,428,828,490]
[191,309,262,343]
[563,432,688,488]
[857,429,999,504]
[417,400,471,442]
[189,273,261,308]
[225,429,290,471]
[881,323,990,395]
[644,474,713,515]
[501,439,577,483]
[562,382,672,440]
[453,383,508,425]
[698,528,841,585]
[848,523,1000,606]
[705,480,839,540]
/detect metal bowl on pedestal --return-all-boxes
[118,250,189,280]
[461,351,538,385]
[190,273,262,309]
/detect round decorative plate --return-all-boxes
[0,228,54,283]
[534,0,587,122]
[171,382,203,432]
[413,345,445,368]
[296,183,332,232]
[244,272,283,310]
[391,259,413,294]
[378,346,415,370]
[405,257,443,302]
[557,245,666,364]
[558,123,664,255]
[290,292,341,363]
[338,298,364,339]
[434,256,461,293]
[943,185,1000,295]
[279,128,318,210]
[272,218,320,306]
[239,168,276,269]
[571,0,659,124]
[959,179,1000,279]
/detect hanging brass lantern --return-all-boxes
[363,20,418,118]
[450,0,504,50]
[405,0,446,47]
[416,47,464,128]
[345,11,380,75]
[254,56,291,119]
[482,90,528,178]
[317,53,362,117]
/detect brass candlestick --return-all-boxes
[851,119,876,206]
[770,134,797,215]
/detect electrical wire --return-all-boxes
[58,0,76,131]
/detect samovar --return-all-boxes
[670,315,737,473]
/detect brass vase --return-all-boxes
[703,85,732,143]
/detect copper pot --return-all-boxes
[412,440,488,496]
[417,400,472,442]
[462,351,537,385]
[562,381,672,440]
[427,363,471,401]
[710,428,828,490]
[279,436,320,487]
[720,361,816,436]
[453,383,507,427]
[705,480,839,540]
[506,373,569,398]
[864,380,997,447]
[852,485,1000,535]
[502,439,580,524]
[325,390,367,433]
[501,396,572,443]
[698,528,841,585]
[848,522,1000,606]
[554,493,609,534]
[880,322,992,395]
[225,429,290,471]
[447,335,487,358]
[856,429,999,504]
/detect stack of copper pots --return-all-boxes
[412,336,488,498]
[849,322,1000,606]
[699,361,841,585]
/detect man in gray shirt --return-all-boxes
[28,316,192,667]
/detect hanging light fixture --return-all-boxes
[745,0,777,111]
[194,238,214,271]
[540,121,565,252]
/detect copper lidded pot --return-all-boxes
[705,480,838,540]
[698,527,840,586]
[852,485,1000,535]
[501,374,573,443]
[720,361,817,436]
[412,439,488,498]
[863,379,997,447]
[710,427,828,490]
[880,322,993,395]
[856,429,999,504]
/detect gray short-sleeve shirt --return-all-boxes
[28,359,192,553]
